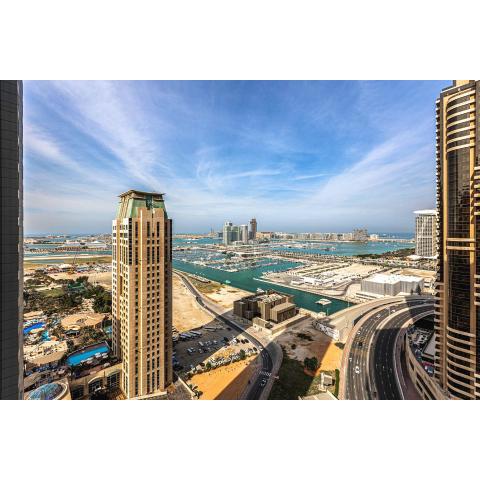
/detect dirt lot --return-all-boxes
[399,268,435,279]
[204,285,248,311]
[190,356,258,399]
[173,274,213,332]
[185,275,249,312]
[275,318,343,373]
[48,271,112,290]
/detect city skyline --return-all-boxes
[23,80,448,234]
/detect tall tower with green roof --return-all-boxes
[112,190,173,399]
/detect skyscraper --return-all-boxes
[249,218,257,240]
[435,80,480,400]
[0,81,23,400]
[414,210,437,258]
[352,228,368,242]
[240,224,249,243]
[223,221,233,245]
[112,190,173,399]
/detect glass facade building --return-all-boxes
[435,80,480,399]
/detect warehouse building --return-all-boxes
[360,273,424,297]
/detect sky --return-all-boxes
[23,80,449,235]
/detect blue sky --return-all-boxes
[23,80,449,234]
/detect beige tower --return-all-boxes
[112,190,173,399]
[435,80,480,400]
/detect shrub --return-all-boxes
[303,356,319,372]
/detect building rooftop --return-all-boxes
[365,273,422,284]
[116,190,167,219]
[414,210,436,215]
[258,293,284,303]
[271,302,295,313]
[119,189,165,199]
[25,381,68,400]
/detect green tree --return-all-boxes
[303,356,319,372]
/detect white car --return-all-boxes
[354,365,360,374]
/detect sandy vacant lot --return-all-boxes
[173,274,213,332]
[190,356,258,400]
[46,271,113,290]
[204,285,248,311]
[399,268,435,279]
[276,318,343,372]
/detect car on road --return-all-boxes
[355,365,360,374]
[260,379,267,387]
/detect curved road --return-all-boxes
[344,299,434,400]
[175,271,276,400]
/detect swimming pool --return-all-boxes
[66,342,110,367]
[24,322,45,335]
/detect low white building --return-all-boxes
[360,273,424,297]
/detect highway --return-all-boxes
[175,271,276,400]
[344,299,434,400]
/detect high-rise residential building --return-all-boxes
[414,210,437,258]
[240,224,249,243]
[112,190,173,399]
[435,80,480,400]
[352,228,368,242]
[0,81,23,400]
[223,221,249,245]
[249,218,257,240]
[223,221,233,245]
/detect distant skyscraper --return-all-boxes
[352,228,368,242]
[250,218,257,240]
[112,190,173,399]
[0,81,23,400]
[223,221,233,245]
[435,80,480,400]
[240,224,249,243]
[223,221,249,245]
[414,210,436,258]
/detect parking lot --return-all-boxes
[173,320,259,377]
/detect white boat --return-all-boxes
[225,280,231,284]
[256,288,265,293]
[316,298,332,306]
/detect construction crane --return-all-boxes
[68,251,79,275]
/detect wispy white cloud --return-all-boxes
[23,80,443,233]
[293,173,330,181]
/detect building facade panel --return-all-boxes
[435,80,480,399]
[0,80,23,400]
